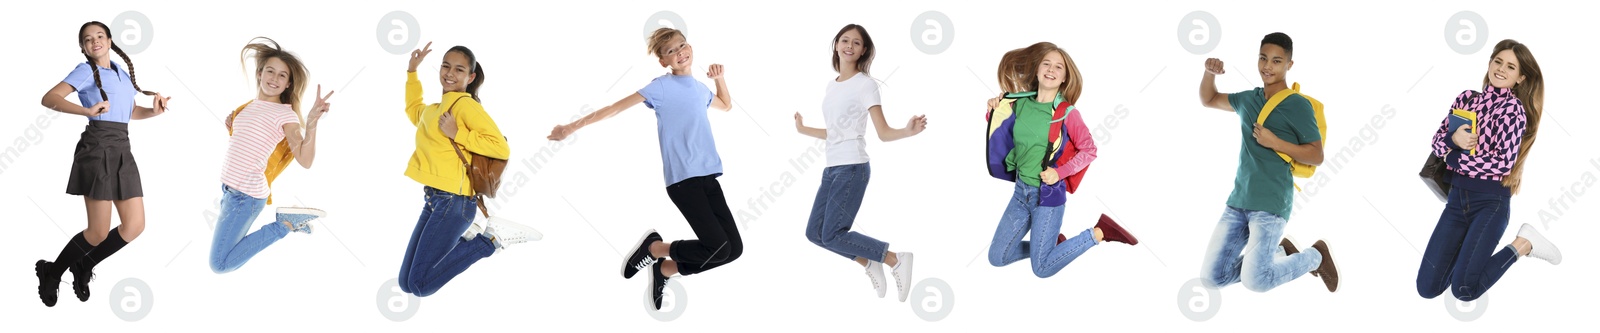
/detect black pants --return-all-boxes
[665,175,743,275]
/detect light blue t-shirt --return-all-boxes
[639,74,724,186]
[63,62,137,123]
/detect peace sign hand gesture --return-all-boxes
[308,84,335,129]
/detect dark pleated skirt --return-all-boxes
[65,121,142,200]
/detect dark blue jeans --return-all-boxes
[1416,186,1519,301]
[805,163,890,263]
[398,186,494,297]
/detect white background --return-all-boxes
[1,0,1592,331]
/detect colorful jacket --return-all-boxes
[226,101,295,205]
[985,91,1098,206]
[1431,86,1526,196]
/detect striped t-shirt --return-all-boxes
[222,100,300,199]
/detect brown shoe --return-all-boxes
[1280,238,1299,255]
[1280,237,1316,277]
[1310,240,1338,293]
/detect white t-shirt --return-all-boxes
[221,100,300,199]
[822,73,882,167]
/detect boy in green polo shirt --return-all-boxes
[1195,32,1339,293]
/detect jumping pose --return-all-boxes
[35,21,170,307]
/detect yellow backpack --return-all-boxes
[1255,83,1325,191]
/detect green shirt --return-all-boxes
[1226,88,1320,218]
[1005,96,1056,187]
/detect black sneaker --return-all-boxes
[35,260,59,307]
[649,260,670,310]
[69,261,94,302]
[621,230,662,279]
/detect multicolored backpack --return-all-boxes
[985,91,1088,206]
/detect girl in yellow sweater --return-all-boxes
[397,42,537,297]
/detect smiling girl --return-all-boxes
[983,42,1137,279]
[1416,39,1558,302]
[208,37,334,274]
[793,24,925,301]
[35,21,169,307]
[397,42,538,297]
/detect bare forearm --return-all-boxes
[876,127,912,142]
[571,105,621,130]
[132,106,156,120]
[797,125,826,140]
[41,96,91,116]
[713,79,732,111]
[1199,73,1219,107]
[295,126,319,168]
[1275,141,1323,166]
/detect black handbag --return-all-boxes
[1419,153,1452,203]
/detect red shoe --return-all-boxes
[1094,214,1138,245]
[1056,233,1066,244]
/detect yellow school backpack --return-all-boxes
[1255,82,1325,191]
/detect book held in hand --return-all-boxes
[1449,108,1478,155]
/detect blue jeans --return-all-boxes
[987,180,1097,278]
[1416,187,1519,301]
[805,163,890,263]
[1200,206,1322,292]
[398,186,494,297]
[210,184,287,274]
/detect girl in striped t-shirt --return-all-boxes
[208,37,335,274]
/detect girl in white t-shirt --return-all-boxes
[793,24,927,302]
[208,37,334,274]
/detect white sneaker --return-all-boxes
[484,217,542,251]
[1517,223,1561,265]
[864,260,887,298]
[891,252,914,302]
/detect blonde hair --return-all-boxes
[647,27,685,58]
[240,37,309,124]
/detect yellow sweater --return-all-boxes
[405,71,510,196]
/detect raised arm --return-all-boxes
[1199,58,1235,112]
[405,42,434,125]
[708,64,732,111]
[285,85,334,168]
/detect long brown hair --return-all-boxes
[996,42,1082,104]
[240,37,309,124]
[831,24,875,75]
[79,21,155,100]
[1484,39,1543,194]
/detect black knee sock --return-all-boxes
[77,227,130,272]
[45,233,94,278]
